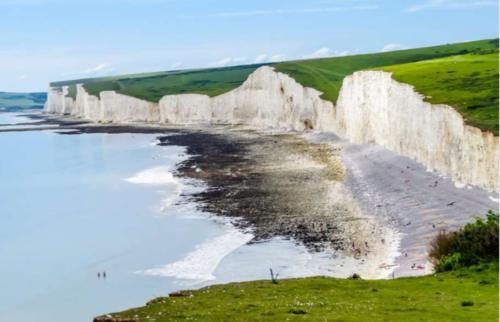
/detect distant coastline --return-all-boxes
[0,91,46,112]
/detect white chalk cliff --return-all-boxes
[44,66,499,192]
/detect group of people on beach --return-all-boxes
[97,272,107,279]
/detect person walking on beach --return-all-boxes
[97,272,101,279]
[103,271,107,279]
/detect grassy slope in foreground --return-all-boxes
[0,92,47,111]
[97,264,498,322]
[376,52,499,135]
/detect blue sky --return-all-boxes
[1,0,498,92]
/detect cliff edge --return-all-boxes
[44,66,499,192]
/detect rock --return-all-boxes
[45,67,499,191]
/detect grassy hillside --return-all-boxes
[51,39,498,133]
[96,263,498,322]
[52,39,498,103]
[376,52,499,134]
[274,39,498,103]
[51,65,264,102]
[0,92,46,111]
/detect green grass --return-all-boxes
[52,39,497,104]
[50,38,499,133]
[0,92,46,111]
[376,52,499,134]
[51,64,265,102]
[99,263,498,322]
[272,38,498,103]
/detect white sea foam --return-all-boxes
[136,226,253,282]
[125,166,184,211]
[137,227,254,281]
[126,166,179,185]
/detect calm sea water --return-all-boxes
[0,112,349,322]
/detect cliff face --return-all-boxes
[44,66,499,192]
[45,86,75,115]
[159,67,335,130]
[335,71,499,192]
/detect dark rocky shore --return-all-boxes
[50,121,373,254]
[156,130,350,252]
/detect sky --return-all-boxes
[0,0,498,92]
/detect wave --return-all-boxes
[136,227,254,281]
[125,166,184,211]
[126,166,180,186]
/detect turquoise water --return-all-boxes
[0,112,345,322]
[0,112,39,124]
[0,118,225,321]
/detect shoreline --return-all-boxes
[19,114,397,278]
[303,132,498,277]
[5,113,497,279]
[3,112,498,321]
[154,128,396,278]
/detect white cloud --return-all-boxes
[232,57,249,63]
[207,57,231,67]
[80,63,112,74]
[254,54,268,63]
[60,63,114,77]
[307,48,333,58]
[207,57,250,67]
[208,54,288,67]
[408,0,497,12]
[170,62,183,69]
[252,54,287,63]
[209,5,378,17]
[381,43,406,52]
[268,54,287,62]
[303,47,350,59]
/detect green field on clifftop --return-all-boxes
[51,65,264,102]
[96,263,498,322]
[274,39,498,103]
[376,52,499,134]
[51,39,499,133]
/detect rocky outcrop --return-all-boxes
[44,66,499,192]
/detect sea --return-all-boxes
[0,111,354,322]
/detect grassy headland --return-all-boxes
[274,39,498,103]
[51,64,265,102]
[50,39,499,133]
[377,52,499,134]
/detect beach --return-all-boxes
[1,112,497,321]
[9,112,499,279]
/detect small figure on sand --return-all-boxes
[103,271,107,279]
[97,272,101,279]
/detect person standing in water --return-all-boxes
[103,271,106,279]
[97,272,101,279]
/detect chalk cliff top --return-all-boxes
[50,38,499,134]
